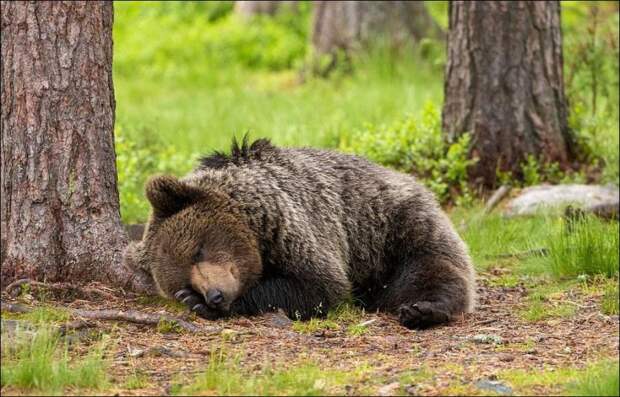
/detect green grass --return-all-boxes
[172,348,371,395]
[0,326,109,394]
[1,305,71,325]
[601,280,620,315]
[500,360,620,395]
[569,360,620,396]
[123,371,150,390]
[292,303,366,335]
[545,215,619,278]
[450,206,560,271]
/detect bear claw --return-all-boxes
[174,288,194,301]
[174,288,221,320]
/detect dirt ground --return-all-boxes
[2,270,619,396]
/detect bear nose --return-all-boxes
[205,288,224,308]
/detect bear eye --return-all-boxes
[192,247,204,263]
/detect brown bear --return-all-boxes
[124,137,476,328]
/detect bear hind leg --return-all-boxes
[381,256,474,329]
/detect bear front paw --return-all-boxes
[398,301,450,329]
[174,288,221,320]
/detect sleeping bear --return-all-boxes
[123,138,475,329]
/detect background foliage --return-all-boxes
[113,1,619,224]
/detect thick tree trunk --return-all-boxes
[442,1,575,187]
[312,1,441,55]
[234,1,297,19]
[1,1,153,293]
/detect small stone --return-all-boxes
[404,384,417,395]
[128,347,145,358]
[563,346,572,354]
[378,382,400,396]
[472,334,503,345]
[499,353,515,362]
[475,379,513,395]
[147,346,188,358]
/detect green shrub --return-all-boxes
[339,102,476,205]
[115,123,199,223]
[114,1,309,81]
[543,215,619,279]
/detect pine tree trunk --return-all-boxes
[1,1,153,293]
[312,1,441,55]
[442,1,575,187]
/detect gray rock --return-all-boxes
[475,379,513,395]
[472,334,503,344]
[504,184,619,217]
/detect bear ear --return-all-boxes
[145,175,204,218]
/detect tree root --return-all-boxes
[3,278,119,301]
[0,300,213,334]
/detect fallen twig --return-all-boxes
[484,185,511,214]
[71,308,203,333]
[357,319,377,327]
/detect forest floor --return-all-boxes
[1,265,618,396]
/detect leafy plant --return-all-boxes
[339,102,477,205]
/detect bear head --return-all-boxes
[123,174,262,313]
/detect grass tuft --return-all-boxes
[546,215,619,279]
[173,348,371,396]
[568,360,620,396]
[1,326,109,394]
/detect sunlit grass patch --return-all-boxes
[601,281,620,315]
[1,305,71,325]
[450,206,557,271]
[136,294,188,315]
[519,281,579,322]
[0,326,109,394]
[123,370,150,390]
[499,360,620,395]
[156,318,184,334]
[292,317,339,334]
[543,215,619,279]
[568,360,619,396]
[292,303,366,335]
[172,348,371,395]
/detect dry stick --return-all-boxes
[0,300,210,334]
[484,185,511,214]
[71,308,204,333]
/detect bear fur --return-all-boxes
[124,137,476,328]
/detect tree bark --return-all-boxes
[312,1,442,56]
[234,1,297,19]
[1,1,153,293]
[442,1,575,187]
